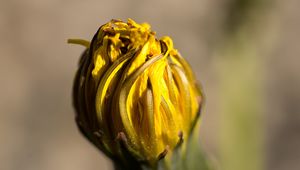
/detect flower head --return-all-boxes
[70,19,203,165]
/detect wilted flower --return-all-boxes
[70,19,203,167]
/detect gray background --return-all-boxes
[1,0,299,170]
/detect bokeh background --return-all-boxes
[1,0,299,170]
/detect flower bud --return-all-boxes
[70,19,203,166]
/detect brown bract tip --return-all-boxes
[116,132,128,144]
[157,145,169,160]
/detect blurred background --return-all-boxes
[1,0,299,170]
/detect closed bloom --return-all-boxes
[70,19,203,166]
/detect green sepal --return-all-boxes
[157,119,211,170]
